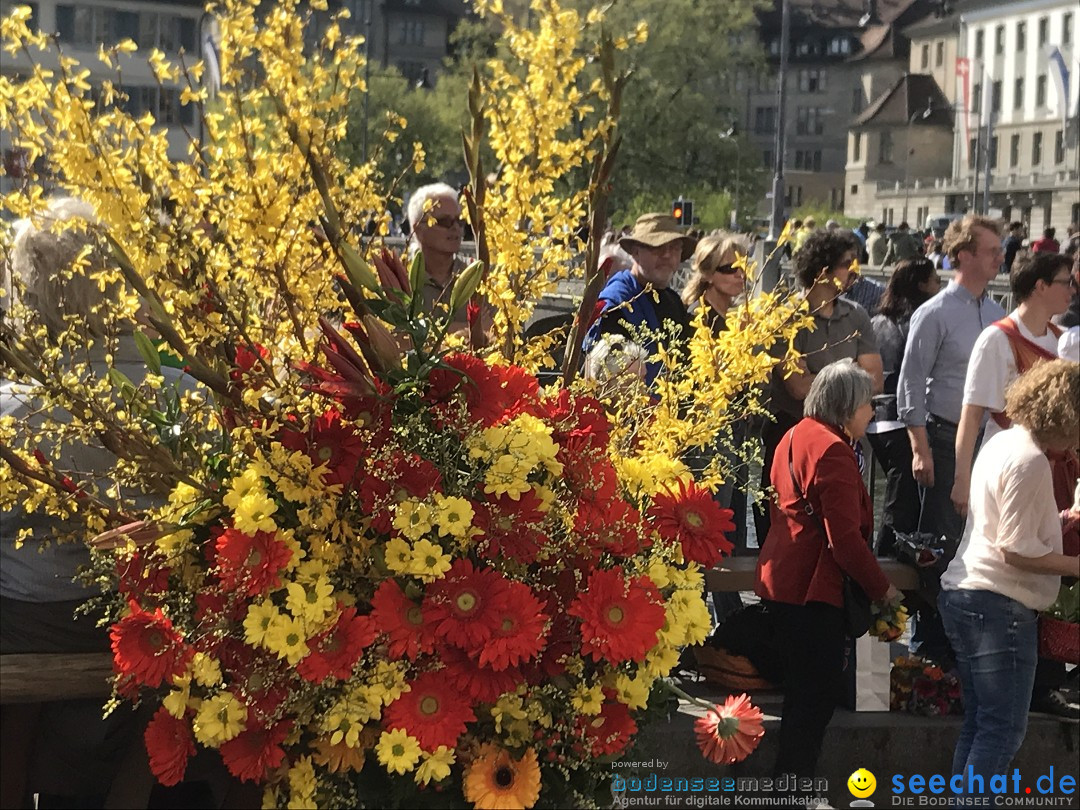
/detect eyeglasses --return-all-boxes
[428,215,463,229]
[1049,276,1075,287]
[712,263,742,275]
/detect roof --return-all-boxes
[852,72,953,127]
[759,0,918,30]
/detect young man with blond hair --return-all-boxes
[896,214,1006,663]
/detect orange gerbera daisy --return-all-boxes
[647,480,735,567]
[694,693,765,765]
[463,745,541,809]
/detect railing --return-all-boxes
[874,169,1079,196]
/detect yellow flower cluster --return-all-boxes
[467,413,563,499]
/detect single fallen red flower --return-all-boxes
[694,693,765,765]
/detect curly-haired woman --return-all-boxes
[940,359,1080,797]
[755,230,884,541]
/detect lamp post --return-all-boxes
[721,126,742,231]
[901,96,936,225]
[767,0,791,243]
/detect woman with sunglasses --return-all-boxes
[681,232,748,335]
[681,232,751,575]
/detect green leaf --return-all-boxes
[132,330,161,375]
[407,250,427,319]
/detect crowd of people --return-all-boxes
[579,206,1079,799]
[2,185,1078,807]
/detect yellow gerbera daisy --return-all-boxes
[463,745,541,809]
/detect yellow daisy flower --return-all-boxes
[376,729,422,775]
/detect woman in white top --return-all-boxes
[939,359,1079,802]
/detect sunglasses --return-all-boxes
[428,215,463,229]
[712,263,742,275]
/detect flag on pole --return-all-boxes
[1044,45,1073,130]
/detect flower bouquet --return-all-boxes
[0,1,813,806]
[889,656,962,717]
[870,593,909,643]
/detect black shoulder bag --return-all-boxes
[786,434,873,638]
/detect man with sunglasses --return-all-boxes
[406,182,488,339]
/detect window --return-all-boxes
[768,38,781,57]
[762,150,774,169]
[988,135,998,169]
[852,87,864,114]
[795,107,826,136]
[795,150,823,171]
[969,138,978,170]
[827,36,850,55]
[851,184,859,195]
[754,106,776,134]
[995,25,1005,54]
[972,83,981,115]
[935,41,944,67]
[991,80,1002,114]
[398,20,424,45]
[879,130,894,164]
[1037,17,1049,47]
[974,29,984,59]
[1036,75,1047,107]
[853,132,862,162]
[1032,131,1043,165]
[1055,130,1066,164]
[117,85,194,127]
[1016,21,1026,52]
[1065,13,1074,45]
[921,44,930,69]
[1014,77,1024,110]
[1010,133,1021,167]
[797,69,827,93]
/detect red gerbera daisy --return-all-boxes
[297,606,378,683]
[576,695,637,757]
[694,693,765,765]
[116,550,170,600]
[214,528,293,597]
[427,354,539,427]
[424,560,511,649]
[647,480,735,567]
[567,568,666,663]
[111,604,192,688]
[144,705,195,786]
[370,580,434,660]
[520,612,575,682]
[574,496,649,559]
[474,490,549,564]
[383,671,477,751]
[557,435,618,503]
[390,451,442,498]
[470,581,548,671]
[439,646,523,704]
[219,720,292,782]
[280,409,365,488]
[532,388,612,452]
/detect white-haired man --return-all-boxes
[406,182,478,335]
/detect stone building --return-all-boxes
[848,0,1080,231]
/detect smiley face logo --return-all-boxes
[847,768,877,798]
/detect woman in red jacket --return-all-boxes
[756,360,898,782]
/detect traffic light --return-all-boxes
[671,198,694,226]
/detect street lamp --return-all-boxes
[721,126,742,231]
[901,96,936,224]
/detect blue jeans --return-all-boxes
[939,588,1037,807]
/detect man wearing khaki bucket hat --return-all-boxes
[584,212,696,385]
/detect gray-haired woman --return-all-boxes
[756,360,897,784]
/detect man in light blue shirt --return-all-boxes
[896,215,1005,662]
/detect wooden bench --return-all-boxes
[706,555,920,592]
[0,652,114,704]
